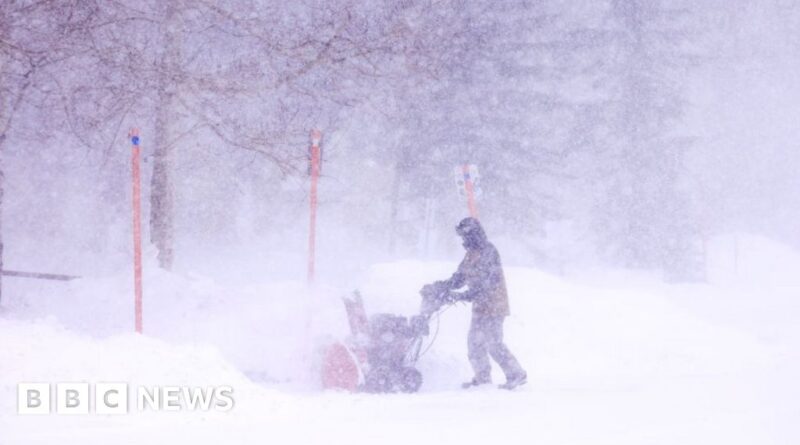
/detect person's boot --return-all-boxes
[498,371,527,390]
[461,376,491,389]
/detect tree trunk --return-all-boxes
[149,5,180,270]
[388,144,413,256]
[388,167,400,255]
[0,133,5,304]
[150,102,175,270]
[0,21,7,303]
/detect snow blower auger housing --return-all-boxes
[321,286,451,393]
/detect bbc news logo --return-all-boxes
[18,383,234,415]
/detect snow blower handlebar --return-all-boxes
[420,279,474,313]
[419,281,453,317]
[406,281,462,362]
[406,283,446,338]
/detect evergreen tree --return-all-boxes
[581,0,702,277]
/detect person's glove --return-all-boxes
[449,290,475,303]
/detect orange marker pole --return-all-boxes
[462,164,479,218]
[308,130,322,283]
[130,128,143,333]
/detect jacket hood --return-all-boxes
[456,217,488,249]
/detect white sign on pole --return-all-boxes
[453,164,481,198]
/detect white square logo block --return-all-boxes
[56,383,89,415]
[95,383,128,414]
[18,383,50,414]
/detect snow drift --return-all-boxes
[2,235,797,444]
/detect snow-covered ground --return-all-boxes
[1,234,798,444]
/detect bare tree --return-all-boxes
[0,0,99,301]
[58,0,449,269]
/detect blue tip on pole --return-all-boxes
[131,136,140,146]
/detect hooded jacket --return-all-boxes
[444,218,510,318]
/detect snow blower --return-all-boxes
[321,283,451,393]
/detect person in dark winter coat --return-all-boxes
[425,217,527,390]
